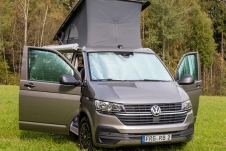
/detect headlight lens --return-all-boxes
[181,100,192,111]
[95,100,125,114]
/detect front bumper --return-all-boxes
[95,123,193,147]
[92,110,194,148]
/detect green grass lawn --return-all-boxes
[0,85,226,151]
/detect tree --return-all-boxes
[188,2,216,68]
[0,0,14,84]
[200,0,226,59]
[199,0,226,95]
[142,0,215,71]
[57,0,78,10]
[0,0,78,85]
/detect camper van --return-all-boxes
[19,0,202,150]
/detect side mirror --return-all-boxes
[60,74,81,86]
[178,74,194,85]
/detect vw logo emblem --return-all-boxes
[151,105,161,116]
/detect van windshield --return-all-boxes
[88,52,173,81]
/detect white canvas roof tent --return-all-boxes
[53,0,150,49]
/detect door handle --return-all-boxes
[24,83,35,88]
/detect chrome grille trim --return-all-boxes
[116,103,187,125]
[124,103,182,112]
[116,113,187,125]
[115,111,187,116]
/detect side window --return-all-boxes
[178,54,198,81]
[71,52,84,71]
[78,55,84,71]
[28,49,74,83]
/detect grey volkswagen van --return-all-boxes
[19,0,202,150]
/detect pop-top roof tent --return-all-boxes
[53,0,150,49]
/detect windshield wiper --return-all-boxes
[92,79,172,82]
[142,79,172,82]
[93,79,125,81]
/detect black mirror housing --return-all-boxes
[60,74,81,86]
[178,74,195,85]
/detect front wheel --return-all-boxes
[79,117,93,151]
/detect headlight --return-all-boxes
[95,100,125,114]
[181,100,192,111]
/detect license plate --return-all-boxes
[142,134,172,143]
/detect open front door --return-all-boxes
[175,52,202,122]
[19,46,81,134]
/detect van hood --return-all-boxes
[89,81,189,104]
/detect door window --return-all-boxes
[178,54,198,80]
[28,49,74,83]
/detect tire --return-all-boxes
[79,117,93,151]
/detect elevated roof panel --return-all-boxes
[54,0,150,49]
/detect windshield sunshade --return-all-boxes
[88,52,172,81]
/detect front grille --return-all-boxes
[116,103,186,126]
[116,113,187,125]
[124,103,181,112]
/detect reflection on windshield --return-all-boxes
[88,52,173,81]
